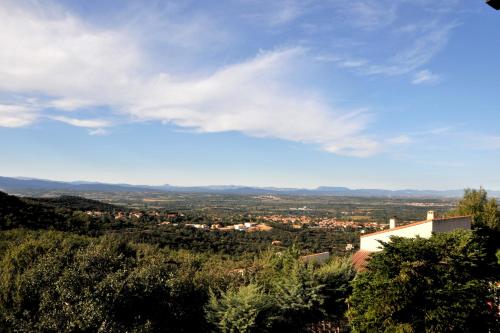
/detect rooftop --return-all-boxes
[352,250,373,271]
[360,215,471,238]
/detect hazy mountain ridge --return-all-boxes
[0,176,498,198]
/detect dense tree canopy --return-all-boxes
[347,230,499,332]
[0,191,358,258]
[206,248,354,332]
[454,188,499,230]
[0,231,216,332]
[1,189,499,332]
[0,230,355,332]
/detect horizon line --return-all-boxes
[1,175,498,193]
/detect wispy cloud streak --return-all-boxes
[412,70,441,85]
[0,1,384,157]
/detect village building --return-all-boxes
[114,212,126,220]
[233,224,246,231]
[129,212,143,219]
[244,222,256,228]
[157,221,171,226]
[185,223,208,230]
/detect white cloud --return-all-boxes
[412,70,440,85]
[241,0,309,26]
[315,24,456,79]
[47,98,96,111]
[0,104,37,127]
[128,48,380,157]
[338,59,368,68]
[386,135,413,145]
[88,128,110,136]
[315,2,458,79]
[0,1,141,103]
[414,159,465,168]
[335,1,398,30]
[425,126,454,135]
[474,135,500,150]
[363,22,457,76]
[269,0,304,25]
[50,116,111,128]
[488,137,500,150]
[0,1,384,157]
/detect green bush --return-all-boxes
[347,230,499,332]
[0,231,209,332]
[206,248,355,332]
[206,284,271,332]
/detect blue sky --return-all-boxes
[0,0,499,189]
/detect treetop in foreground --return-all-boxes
[347,230,499,332]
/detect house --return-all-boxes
[185,223,208,230]
[353,211,471,270]
[129,212,143,219]
[158,221,171,226]
[352,250,372,271]
[360,211,471,252]
[217,225,234,231]
[114,212,126,220]
[85,211,103,217]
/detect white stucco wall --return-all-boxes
[432,217,471,233]
[360,216,472,252]
[360,221,433,252]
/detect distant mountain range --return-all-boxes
[0,176,498,198]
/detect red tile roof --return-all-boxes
[352,250,373,271]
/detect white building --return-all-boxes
[359,211,471,252]
[185,223,209,230]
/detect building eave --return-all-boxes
[360,215,471,238]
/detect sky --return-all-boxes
[0,0,499,189]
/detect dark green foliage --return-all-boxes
[0,231,355,332]
[454,188,499,230]
[206,248,355,332]
[347,230,500,332]
[315,257,356,327]
[2,189,499,332]
[206,284,272,332]
[0,191,358,257]
[0,191,66,230]
[27,195,120,212]
[118,226,358,258]
[0,191,132,234]
[0,231,211,332]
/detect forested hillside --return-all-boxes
[0,191,358,257]
[0,191,65,230]
[26,195,120,212]
[0,189,498,332]
[0,191,127,233]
